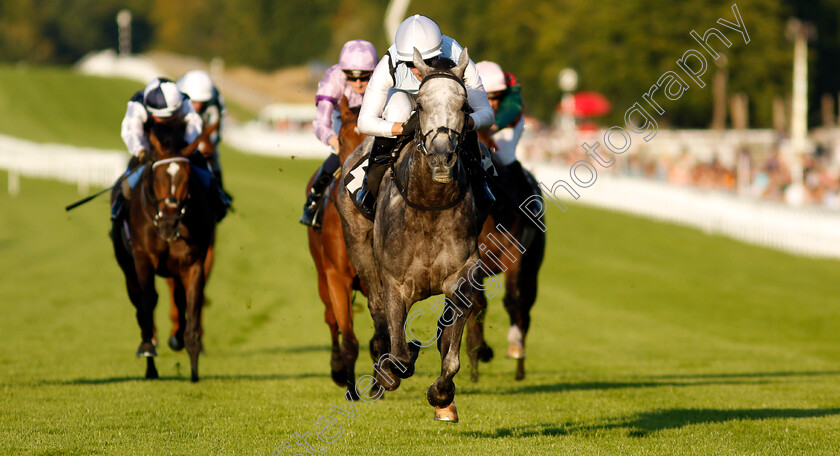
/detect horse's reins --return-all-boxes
[390,72,470,212]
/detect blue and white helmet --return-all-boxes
[143,78,184,118]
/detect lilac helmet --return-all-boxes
[338,40,378,77]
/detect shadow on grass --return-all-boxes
[233,344,332,356]
[465,408,840,439]
[489,370,840,395]
[42,372,328,385]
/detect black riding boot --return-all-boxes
[300,153,341,228]
[111,190,126,222]
[209,158,233,203]
[355,136,398,220]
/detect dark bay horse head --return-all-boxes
[410,48,471,185]
[146,121,200,243]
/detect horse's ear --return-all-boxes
[453,47,469,80]
[413,48,432,77]
[149,129,162,155]
[339,95,352,122]
[182,136,201,157]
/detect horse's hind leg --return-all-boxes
[326,269,359,399]
[167,278,187,351]
[466,290,493,382]
[182,263,206,382]
[504,263,538,381]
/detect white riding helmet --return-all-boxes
[475,61,507,93]
[394,15,442,61]
[177,70,215,103]
[143,78,184,118]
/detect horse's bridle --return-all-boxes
[145,156,190,242]
[391,72,470,211]
[413,72,470,158]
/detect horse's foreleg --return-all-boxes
[133,261,158,379]
[326,268,359,399]
[183,263,206,382]
[375,283,413,391]
[427,291,474,417]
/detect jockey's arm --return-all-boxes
[358,57,399,138]
[182,102,204,146]
[463,60,494,131]
[313,65,345,147]
[120,98,149,157]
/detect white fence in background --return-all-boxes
[3,131,840,259]
[529,163,840,259]
[0,134,126,195]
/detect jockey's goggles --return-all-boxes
[342,70,372,82]
[403,57,438,69]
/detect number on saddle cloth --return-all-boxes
[343,152,370,196]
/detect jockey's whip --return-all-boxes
[64,162,143,212]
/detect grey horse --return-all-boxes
[336,48,485,422]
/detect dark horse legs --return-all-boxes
[182,263,205,382]
[110,221,159,379]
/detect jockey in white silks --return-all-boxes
[176,70,230,196]
[354,14,496,219]
[299,39,378,228]
[113,77,228,223]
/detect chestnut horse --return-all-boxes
[110,120,216,381]
[305,96,367,398]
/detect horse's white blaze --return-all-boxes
[166,162,180,195]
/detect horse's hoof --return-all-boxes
[434,403,458,423]
[136,342,157,357]
[477,344,494,363]
[506,344,525,360]
[331,369,347,387]
[168,335,184,352]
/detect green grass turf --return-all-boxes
[1,149,840,455]
[0,65,254,150]
[1,65,840,455]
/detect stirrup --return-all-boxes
[299,198,321,228]
[355,187,376,220]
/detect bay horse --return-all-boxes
[337,49,484,422]
[165,126,218,352]
[465,156,545,381]
[110,119,216,381]
[305,96,367,399]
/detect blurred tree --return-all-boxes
[0,0,833,129]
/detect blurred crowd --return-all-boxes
[518,125,840,210]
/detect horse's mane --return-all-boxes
[150,119,189,156]
[428,57,457,74]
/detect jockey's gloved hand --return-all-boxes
[401,110,420,135]
[138,148,150,163]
